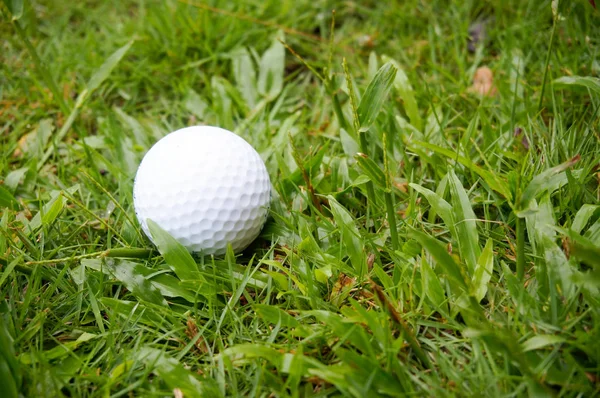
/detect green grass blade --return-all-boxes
[105,260,168,307]
[3,0,23,20]
[382,55,422,131]
[0,186,19,210]
[327,196,366,278]
[83,41,135,101]
[553,76,600,96]
[571,204,599,234]
[521,335,566,352]
[518,156,580,213]
[253,304,300,328]
[412,229,469,292]
[413,140,513,201]
[448,170,480,275]
[472,239,493,302]
[258,33,285,99]
[357,62,397,132]
[39,41,134,169]
[409,183,454,228]
[421,255,448,313]
[354,154,386,188]
[134,347,222,397]
[146,219,204,282]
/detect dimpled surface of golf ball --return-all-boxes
[133,126,271,255]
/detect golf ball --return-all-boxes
[133,126,271,255]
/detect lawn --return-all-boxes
[1,0,600,396]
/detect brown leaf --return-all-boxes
[367,253,376,270]
[185,318,209,354]
[12,119,54,158]
[469,66,498,97]
[330,273,356,306]
[173,388,184,398]
[394,181,408,193]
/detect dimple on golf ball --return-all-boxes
[133,126,271,255]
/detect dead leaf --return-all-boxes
[12,119,54,158]
[394,181,408,193]
[367,253,375,270]
[330,273,356,307]
[185,318,209,354]
[468,66,497,97]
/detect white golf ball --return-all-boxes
[133,126,271,255]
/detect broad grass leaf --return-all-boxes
[42,43,139,168]
[184,88,208,119]
[413,140,512,200]
[223,344,283,367]
[0,257,20,291]
[472,239,493,302]
[357,62,397,132]
[584,218,600,242]
[340,128,359,156]
[254,304,300,328]
[553,76,600,96]
[307,363,378,398]
[222,343,321,375]
[0,319,20,395]
[368,51,379,78]
[518,156,579,214]
[411,230,469,292]
[260,259,307,295]
[448,170,480,274]
[541,234,575,301]
[104,260,168,307]
[258,34,284,99]
[79,41,134,105]
[0,186,19,210]
[27,185,78,234]
[525,196,556,256]
[281,142,328,195]
[14,118,54,159]
[572,204,599,234]
[566,231,600,268]
[99,298,165,326]
[134,347,221,398]
[500,261,539,314]
[86,281,106,334]
[231,47,258,107]
[409,183,454,233]
[521,335,566,352]
[372,262,396,293]
[3,0,23,20]
[335,348,406,396]
[327,196,366,277]
[382,55,422,131]
[306,310,373,355]
[146,219,203,282]
[421,255,448,312]
[345,299,389,344]
[149,273,199,302]
[4,167,28,192]
[0,359,19,398]
[19,333,97,365]
[113,107,148,146]
[354,154,386,188]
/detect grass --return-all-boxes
[1,0,600,396]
